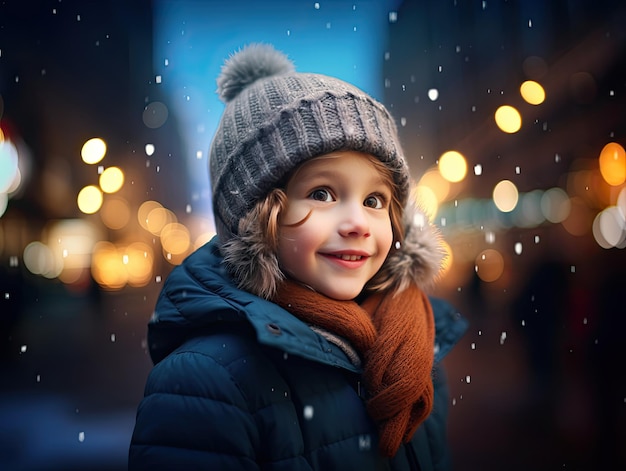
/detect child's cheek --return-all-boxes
[280,200,314,226]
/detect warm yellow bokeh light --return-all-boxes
[138,200,163,231]
[520,80,546,105]
[475,249,505,282]
[146,207,177,235]
[161,222,191,255]
[99,166,125,193]
[100,197,131,230]
[162,247,189,266]
[77,185,103,214]
[47,219,98,269]
[599,142,626,186]
[91,241,155,289]
[411,185,439,221]
[194,231,216,250]
[418,168,451,202]
[124,242,154,287]
[91,241,128,290]
[81,137,107,164]
[494,105,522,133]
[438,151,467,183]
[28,219,101,284]
[493,180,519,212]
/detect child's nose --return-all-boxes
[338,203,371,238]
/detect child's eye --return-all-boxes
[364,194,385,209]
[309,188,333,202]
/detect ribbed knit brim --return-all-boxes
[209,48,410,244]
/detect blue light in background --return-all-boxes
[152,0,401,219]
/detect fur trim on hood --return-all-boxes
[368,201,446,294]
[221,196,445,300]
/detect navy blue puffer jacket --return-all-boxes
[129,238,467,470]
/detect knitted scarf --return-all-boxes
[272,279,435,457]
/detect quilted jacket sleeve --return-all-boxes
[128,343,261,471]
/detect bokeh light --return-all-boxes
[438,150,467,183]
[160,222,191,256]
[494,105,522,133]
[598,142,626,186]
[411,185,439,221]
[41,219,100,283]
[99,166,125,193]
[541,187,571,223]
[515,190,545,228]
[0,192,8,218]
[91,241,128,290]
[0,140,19,193]
[77,185,104,214]
[561,196,593,236]
[142,101,169,129]
[146,206,177,235]
[475,248,504,282]
[418,168,451,202]
[493,180,519,212]
[618,187,626,214]
[100,196,131,230]
[23,241,60,278]
[592,206,626,249]
[124,242,154,287]
[5,166,22,195]
[519,80,546,105]
[81,137,107,164]
[91,240,155,289]
[138,200,163,231]
[194,231,216,250]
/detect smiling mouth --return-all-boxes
[331,254,364,261]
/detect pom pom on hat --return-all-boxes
[217,43,295,103]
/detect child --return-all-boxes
[129,43,467,470]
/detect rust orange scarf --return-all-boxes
[272,279,435,457]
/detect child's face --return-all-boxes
[277,151,394,300]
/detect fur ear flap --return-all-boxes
[221,196,284,300]
[369,201,446,294]
[391,202,446,292]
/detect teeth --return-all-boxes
[336,254,362,261]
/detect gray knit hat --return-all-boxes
[209,43,411,244]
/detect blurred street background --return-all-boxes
[1,1,625,470]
